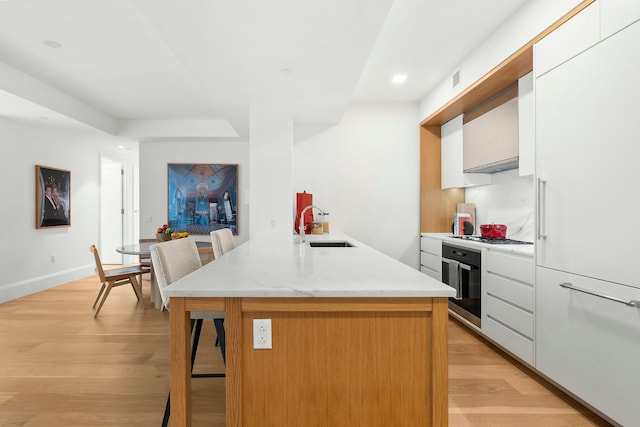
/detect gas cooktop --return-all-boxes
[449,235,533,245]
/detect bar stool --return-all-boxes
[150,238,225,427]
[209,228,236,259]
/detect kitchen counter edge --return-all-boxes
[421,233,534,256]
[164,233,456,298]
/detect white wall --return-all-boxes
[419,0,584,120]
[249,105,293,237]
[0,117,137,303]
[138,140,250,246]
[294,102,420,268]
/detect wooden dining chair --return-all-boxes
[90,245,147,318]
[197,243,215,265]
[137,238,154,283]
[150,238,225,427]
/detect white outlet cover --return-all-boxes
[253,318,272,349]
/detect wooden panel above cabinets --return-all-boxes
[422,49,531,129]
[463,83,518,125]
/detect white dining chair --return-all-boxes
[150,238,225,427]
[210,228,235,259]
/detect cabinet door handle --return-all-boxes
[560,282,640,308]
[537,178,547,240]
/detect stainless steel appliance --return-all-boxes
[441,243,482,327]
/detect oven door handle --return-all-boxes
[442,258,472,271]
[442,257,471,301]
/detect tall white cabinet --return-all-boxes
[535,14,640,427]
[536,24,640,286]
[536,20,640,287]
[601,0,640,38]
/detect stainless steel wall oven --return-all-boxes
[441,243,481,327]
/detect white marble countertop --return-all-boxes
[422,232,534,256]
[164,233,456,298]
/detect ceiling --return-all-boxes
[0,0,530,141]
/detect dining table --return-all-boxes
[116,240,213,309]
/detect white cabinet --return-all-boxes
[440,115,462,189]
[601,0,640,38]
[535,19,640,289]
[440,115,490,189]
[420,235,441,281]
[535,19,640,425]
[482,249,535,365]
[517,72,534,177]
[534,1,600,77]
[536,267,640,427]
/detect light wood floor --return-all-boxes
[0,274,611,427]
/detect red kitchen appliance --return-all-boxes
[294,191,314,234]
[479,223,507,238]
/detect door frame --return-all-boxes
[99,154,137,264]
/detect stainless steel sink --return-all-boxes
[308,241,354,248]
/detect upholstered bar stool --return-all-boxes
[150,238,225,427]
[209,228,235,259]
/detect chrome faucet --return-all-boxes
[299,205,322,243]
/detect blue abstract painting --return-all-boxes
[167,163,238,235]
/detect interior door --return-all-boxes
[100,157,123,264]
[535,20,640,289]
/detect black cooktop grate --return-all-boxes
[450,235,533,245]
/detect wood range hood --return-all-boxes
[419,0,595,233]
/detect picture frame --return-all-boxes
[36,165,71,229]
[167,163,238,235]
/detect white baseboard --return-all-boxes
[0,264,95,304]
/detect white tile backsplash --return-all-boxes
[465,170,535,242]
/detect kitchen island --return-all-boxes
[164,234,455,427]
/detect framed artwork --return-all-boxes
[36,165,71,228]
[167,163,238,235]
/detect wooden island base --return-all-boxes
[170,297,449,427]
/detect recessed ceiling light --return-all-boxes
[117,145,125,150]
[43,40,62,49]
[392,74,407,84]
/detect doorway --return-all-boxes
[100,156,123,264]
